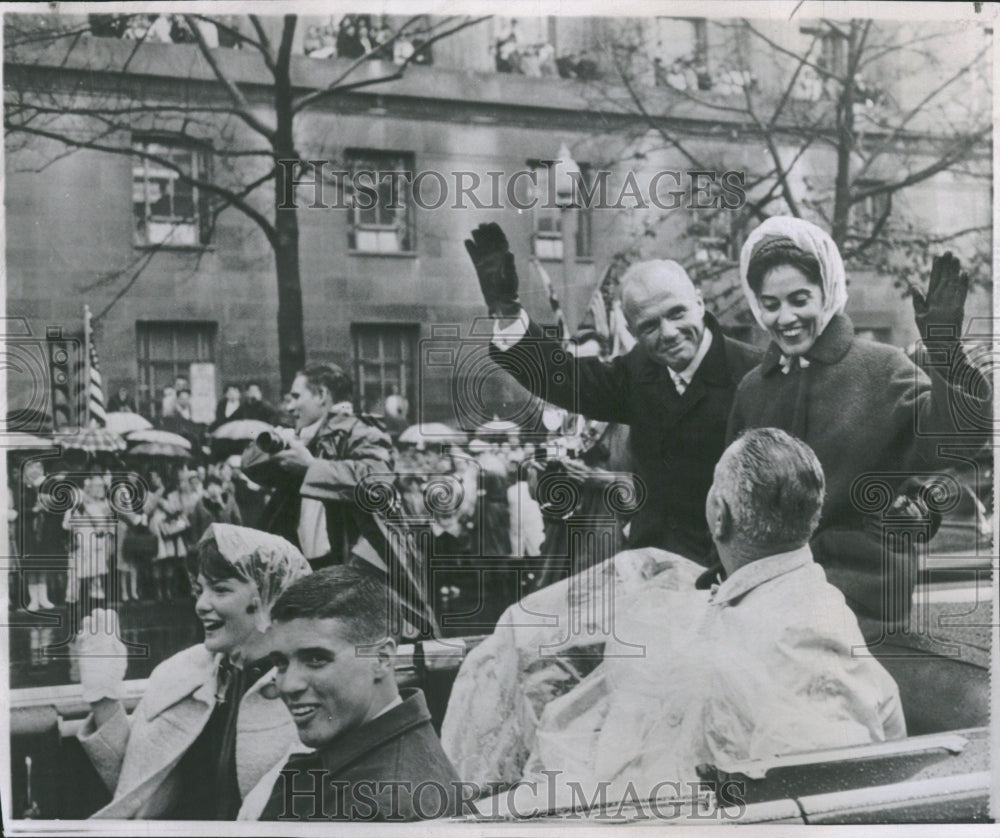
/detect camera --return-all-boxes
[256,428,291,455]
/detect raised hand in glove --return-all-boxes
[464,222,521,317]
[912,252,969,342]
[75,608,128,704]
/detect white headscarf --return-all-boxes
[195,523,311,633]
[739,216,848,336]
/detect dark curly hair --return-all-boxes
[746,237,823,295]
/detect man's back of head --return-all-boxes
[707,427,825,573]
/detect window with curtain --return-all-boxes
[133,137,211,247]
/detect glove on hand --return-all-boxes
[76,608,128,703]
[912,252,969,342]
[464,222,521,317]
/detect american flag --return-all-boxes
[85,307,107,428]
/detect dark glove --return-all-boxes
[464,222,521,317]
[912,252,969,342]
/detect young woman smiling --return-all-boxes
[74,524,311,819]
[726,216,990,641]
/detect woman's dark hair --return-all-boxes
[185,537,242,585]
[746,237,823,295]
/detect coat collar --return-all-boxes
[636,312,733,387]
[143,645,277,720]
[317,688,431,776]
[709,545,814,606]
[761,312,855,376]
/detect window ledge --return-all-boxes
[134,243,214,253]
[348,250,418,259]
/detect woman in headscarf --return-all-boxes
[74,524,312,819]
[727,216,990,638]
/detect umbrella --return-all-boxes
[212,419,273,440]
[126,428,193,449]
[478,419,520,440]
[479,419,519,433]
[398,423,468,446]
[2,432,55,450]
[104,411,152,435]
[58,426,127,453]
[127,441,192,459]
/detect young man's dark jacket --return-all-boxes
[491,312,761,562]
[258,689,471,822]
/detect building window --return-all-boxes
[132,138,211,247]
[652,18,711,92]
[346,150,415,254]
[692,210,742,264]
[528,161,592,261]
[801,23,848,77]
[531,162,563,260]
[575,165,593,260]
[851,180,891,238]
[136,321,216,418]
[855,326,892,344]
[352,324,418,416]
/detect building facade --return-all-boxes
[5,12,991,428]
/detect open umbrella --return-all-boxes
[58,426,127,453]
[104,411,152,435]
[212,419,273,440]
[127,441,192,459]
[2,432,55,450]
[478,419,520,435]
[125,428,192,449]
[398,423,468,446]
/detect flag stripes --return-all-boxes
[88,340,107,427]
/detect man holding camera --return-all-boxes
[259,363,394,570]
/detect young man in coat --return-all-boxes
[243,566,470,821]
[467,223,761,562]
[257,362,435,633]
[258,363,394,569]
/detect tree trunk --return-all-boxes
[273,186,305,391]
[272,17,306,392]
[830,23,859,248]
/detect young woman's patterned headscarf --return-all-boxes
[195,523,311,632]
[739,216,849,337]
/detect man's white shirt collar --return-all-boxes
[669,326,713,394]
[709,545,814,606]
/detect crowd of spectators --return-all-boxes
[9,453,265,612]
[302,15,432,66]
[7,423,573,622]
[87,14,243,48]
[494,19,599,80]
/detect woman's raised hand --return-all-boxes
[912,252,969,342]
[75,608,128,704]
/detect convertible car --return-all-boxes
[7,566,993,825]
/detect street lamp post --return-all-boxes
[552,142,580,326]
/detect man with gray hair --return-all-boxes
[522,428,905,795]
[468,223,760,561]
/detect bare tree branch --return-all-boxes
[290,16,490,115]
[7,122,277,241]
[184,14,277,142]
